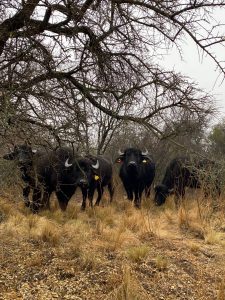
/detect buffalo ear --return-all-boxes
[168,188,174,194]
[3,152,15,160]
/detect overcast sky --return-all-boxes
[162,44,225,123]
[159,9,225,125]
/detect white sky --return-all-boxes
[161,43,225,122]
[159,9,225,125]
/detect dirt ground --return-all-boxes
[0,190,225,300]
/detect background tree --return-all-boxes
[0,0,225,153]
[208,119,225,158]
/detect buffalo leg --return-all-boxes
[42,189,52,210]
[81,188,88,210]
[23,186,30,207]
[134,186,145,208]
[87,186,96,208]
[56,186,76,211]
[145,186,151,198]
[95,185,103,206]
[124,186,133,201]
[56,190,69,211]
[31,187,42,213]
[108,181,114,203]
[134,189,141,208]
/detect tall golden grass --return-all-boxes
[0,190,225,298]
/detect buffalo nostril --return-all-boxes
[79,179,88,186]
[128,161,137,166]
[127,161,137,169]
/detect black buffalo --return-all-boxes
[64,155,114,210]
[154,157,221,207]
[3,144,77,212]
[116,148,155,208]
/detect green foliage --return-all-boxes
[208,120,225,157]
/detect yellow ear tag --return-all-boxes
[142,159,147,163]
[94,175,100,181]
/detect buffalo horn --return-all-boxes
[91,160,99,169]
[65,158,73,168]
[118,149,124,156]
[141,149,149,156]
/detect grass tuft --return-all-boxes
[29,218,61,246]
[178,207,190,229]
[103,225,128,251]
[106,265,150,300]
[40,223,60,245]
[80,251,103,271]
[155,254,168,271]
[204,227,222,245]
[126,245,149,263]
[187,241,201,253]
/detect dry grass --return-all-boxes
[94,206,116,227]
[122,210,146,232]
[79,250,104,271]
[126,244,150,263]
[0,191,225,299]
[106,265,151,300]
[178,207,190,229]
[217,280,225,300]
[163,208,177,224]
[37,222,60,245]
[103,225,129,251]
[25,252,44,267]
[187,241,201,253]
[204,227,223,245]
[154,254,168,271]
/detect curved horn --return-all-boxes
[141,149,149,156]
[91,160,99,169]
[65,158,73,168]
[118,149,124,156]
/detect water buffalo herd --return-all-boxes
[2,144,221,212]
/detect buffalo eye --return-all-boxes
[115,157,123,163]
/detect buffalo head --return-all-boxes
[3,144,37,166]
[154,184,174,206]
[64,156,100,188]
[115,148,152,167]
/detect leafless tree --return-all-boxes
[0,0,225,150]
